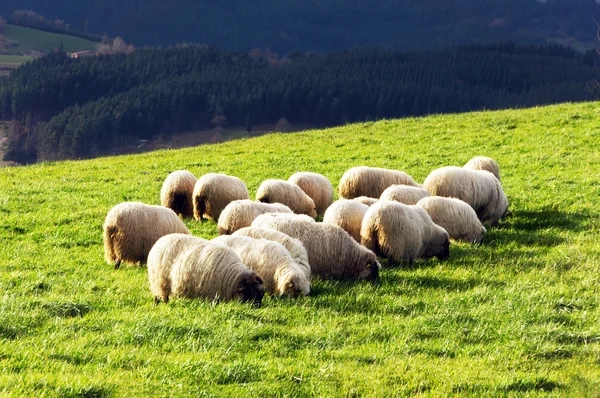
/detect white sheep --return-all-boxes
[193,173,250,221]
[288,172,334,216]
[338,166,420,199]
[423,166,509,226]
[212,235,310,297]
[252,215,381,280]
[322,199,369,242]
[256,179,318,218]
[148,235,265,305]
[379,185,430,205]
[352,196,379,206]
[361,201,450,264]
[464,156,501,181]
[103,202,191,269]
[160,170,197,218]
[416,196,486,244]
[217,200,293,235]
[233,227,311,281]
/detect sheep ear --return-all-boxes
[287,281,295,288]
[256,276,264,285]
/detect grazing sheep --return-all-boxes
[464,156,501,181]
[252,215,381,280]
[423,166,509,226]
[361,201,450,264]
[160,170,197,218]
[149,237,265,305]
[353,196,379,206]
[323,199,369,242]
[288,172,334,216]
[217,200,293,235]
[256,179,318,218]
[416,196,486,244]
[147,233,208,303]
[338,166,420,199]
[379,185,430,205]
[103,202,191,269]
[193,173,250,221]
[233,227,311,280]
[213,235,310,297]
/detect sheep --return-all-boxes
[103,202,191,269]
[323,199,369,242]
[233,227,311,280]
[361,201,450,264]
[160,170,197,218]
[213,235,310,297]
[193,173,250,221]
[217,200,293,235]
[256,179,318,218]
[416,196,486,244]
[252,215,381,280]
[148,236,265,305]
[464,156,501,181]
[147,233,208,303]
[352,196,379,206]
[379,185,430,205]
[423,166,509,226]
[338,166,420,199]
[288,172,334,216]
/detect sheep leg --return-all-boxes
[154,296,161,305]
[114,259,121,270]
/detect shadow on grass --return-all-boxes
[503,207,588,233]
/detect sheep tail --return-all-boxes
[194,195,206,221]
[103,225,120,268]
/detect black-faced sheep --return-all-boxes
[217,200,293,235]
[464,156,501,181]
[252,215,381,280]
[423,166,509,226]
[322,199,369,242]
[160,170,197,218]
[212,235,310,297]
[338,166,420,199]
[148,235,265,305]
[103,202,191,269]
[360,201,450,264]
[193,173,250,221]
[288,172,334,216]
[256,179,318,218]
[416,196,486,244]
[379,185,430,205]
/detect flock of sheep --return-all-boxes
[102,156,510,307]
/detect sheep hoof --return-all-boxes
[154,297,161,305]
[114,260,121,270]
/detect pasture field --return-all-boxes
[0,55,33,65]
[1,24,98,54]
[0,102,599,396]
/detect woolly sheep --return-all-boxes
[423,166,509,226]
[193,173,250,221]
[148,235,265,305]
[361,201,450,264]
[379,185,430,205]
[252,215,381,280]
[338,166,420,199]
[160,170,197,218]
[213,235,310,297]
[352,196,379,206]
[323,199,369,242]
[288,172,334,216]
[256,179,318,218]
[217,200,293,235]
[416,196,486,244]
[233,227,311,280]
[464,156,501,181]
[103,202,191,269]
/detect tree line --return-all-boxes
[0,42,596,162]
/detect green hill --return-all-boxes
[0,102,598,396]
[1,24,97,55]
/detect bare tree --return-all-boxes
[98,36,135,55]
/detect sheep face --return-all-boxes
[308,206,318,219]
[436,238,451,261]
[358,255,381,281]
[282,275,310,297]
[236,272,265,307]
[423,234,450,261]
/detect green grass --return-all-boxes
[0,55,33,64]
[2,24,98,54]
[1,102,599,396]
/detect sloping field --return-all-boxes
[0,102,598,396]
[2,24,97,54]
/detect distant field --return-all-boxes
[2,24,98,53]
[0,55,34,64]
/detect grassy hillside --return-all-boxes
[2,24,97,54]
[0,102,599,396]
